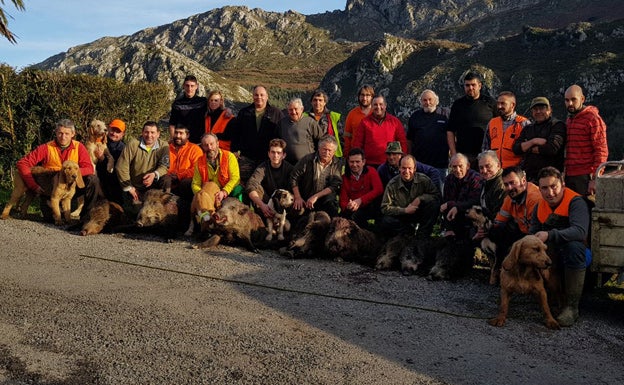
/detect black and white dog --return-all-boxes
[465,205,499,284]
[265,189,295,241]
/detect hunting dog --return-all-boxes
[49,160,84,225]
[466,205,499,284]
[265,189,295,241]
[85,119,114,173]
[488,235,561,330]
[1,166,55,219]
[184,182,221,236]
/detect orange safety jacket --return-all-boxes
[488,115,527,167]
[536,187,580,230]
[44,140,80,170]
[206,110,233,151]
[196,149,232,188]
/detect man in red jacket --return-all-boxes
[563,84,608,195]
[340,148,384,230]
[352,95,407,169]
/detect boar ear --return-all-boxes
[238,206,249,216]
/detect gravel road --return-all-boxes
[0,218,622,385]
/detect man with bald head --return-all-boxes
[563,84,608,195]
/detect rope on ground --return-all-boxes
[79,254,491,320]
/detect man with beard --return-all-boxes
[447,72,497,169]
[530,166,590,326]
[482,91,529,168]
[278,97,324,164]
[290,136,343,217]
[476,166,541,282]
[168,75,207,144]
[305,89,344,157]
[562,85,608,195]
[440,153,484,239]
[407,89,449,186]
[191,133,242,208]
[163,124,203,202]
[352,95,408,169]
[512,96,566,183]
[344,85,374,155]
[379,155,440,239]
[116,121,170,216]
[95,119,126,205]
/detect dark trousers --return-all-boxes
[379,198,438,239]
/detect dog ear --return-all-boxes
[502,238,522,270]
[75,171,85,189]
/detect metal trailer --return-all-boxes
[591,160,624,284]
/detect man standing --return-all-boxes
[407,89,449,180]
[447,72,497,169]
[226,85,283,186]
[482,91,529,168]
[344,85,374,155]
[563,85,608,195]
[95,118,126,205]
[205,90,234,151]
[116,121,169,214]
[290,136,343,217]
[168,75,207,144]
[305,89,343,157]
[163,124,203,202]
[530,166,590,327]
[246,138,294,219]
[380,155,440,239]
[352,95,407,169]
[278,97,324,164]
[16,119,100,221]
[340,148,384,230]
[512,96,566,183]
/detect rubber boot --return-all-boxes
[557,268,585,327]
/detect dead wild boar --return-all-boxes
[197,197,265,252]
[286,211,331,258]
[136,189,179,228]
[80,199,129,236]
[325,217,381,265]
[428,237,475,281]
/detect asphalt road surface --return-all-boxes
[0,219,622,384]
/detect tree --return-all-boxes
[0,0,25,43]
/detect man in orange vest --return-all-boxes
[16,119,100,221]
[191,133,242,211]
[482,91,529,168]
[530,166,590,327]
[163,124,203,202]
[205,90,234,151]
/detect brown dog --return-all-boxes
[85,119,114,172]
[466,205,499,284]
[185,182,221,236]
[49,160,85,225]
[1,167,56,220]
[488,235,560,330]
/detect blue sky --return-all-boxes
[0,0,345,69]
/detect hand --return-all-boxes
[346,198,361,211]
[224,108,234,118]
[35,185,45,195]
[588,179,597,195]
[94,147,105,160]
[260,203,274,218]
[532,138,547,146]
[293,196,305,211]
[215,190,228,206]
[142,172,155,187]
[472,227,487,241]
[404,204,417,215]
[535,231,549,243]
[440,202,448,212]
[306,195,318,209]
[128,187,139,203]
[446,206,458,221]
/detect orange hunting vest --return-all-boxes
[205,111,233,151]
[536,187,579,230]
[488,115,527,167]
[44,140,80,171]
[196,149,232,188]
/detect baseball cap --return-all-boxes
[109,119,126,132]
[529,97,550,109]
